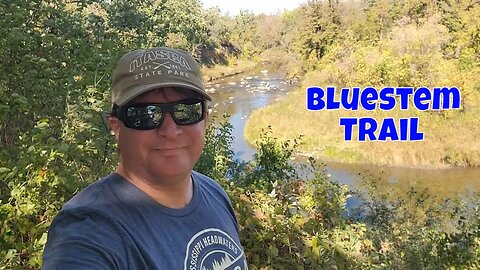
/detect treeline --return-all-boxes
[245,0,480,167]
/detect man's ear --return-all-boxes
[108,116,121,141]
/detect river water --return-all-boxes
[205,68,480,203]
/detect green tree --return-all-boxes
[294,0,341,70]
[142,0,209,50]
[230,10,260,57]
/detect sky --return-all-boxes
[200,0,307,16]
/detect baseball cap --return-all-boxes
[110,47,212,106]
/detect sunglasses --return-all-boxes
[112,99,207,130]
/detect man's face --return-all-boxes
[109,87,207,185]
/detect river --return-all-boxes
[205,67,480,204]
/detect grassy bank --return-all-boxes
[245,80,480,167]
[201,58,258,82]
[200,48,301,83]
[244,32,480,168]
[244,75,480,168]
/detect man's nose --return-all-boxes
[156,113,182,138]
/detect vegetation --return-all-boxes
[245,0,480,167]
[201,122,480,269]
[201,59,257,82]
[1,0,479,269]
[0,0,252,267]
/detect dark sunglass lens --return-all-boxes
[125,105,163,129]
[173,101,203,124]
[121,100,204,129]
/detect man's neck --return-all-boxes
[115,165,194,209]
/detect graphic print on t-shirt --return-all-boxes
[184,228,247,270]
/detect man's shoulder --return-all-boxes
[49,174,126,230]
[43,179,130,270]
[192,171,226,193]
[192,170,233,205]
[63,173,121,211]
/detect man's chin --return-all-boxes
[149,163,192,180]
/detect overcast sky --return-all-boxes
[200,0,307,16]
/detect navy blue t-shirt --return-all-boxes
[42,171,248,270]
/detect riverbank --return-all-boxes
[244,70,480,168]
[201,58,257,82]
[199,68,480,199]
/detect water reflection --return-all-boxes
[324,161,480,197]
[207,69,296,161]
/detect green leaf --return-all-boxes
[312,236,318,248]
[5,171,16,180]
[4,249,17,260]
[268,244,279,257]
[36,122,49,129]
[58,144,69,153]
[37,233,48,246]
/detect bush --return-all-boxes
[198,118,480,269]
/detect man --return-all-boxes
[42,47,248,270]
